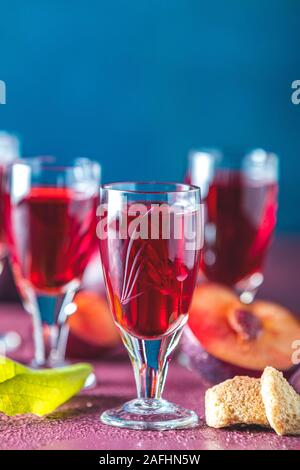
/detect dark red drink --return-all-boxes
[6,187,98,294]
[99,204,201,339]
[202,170,278,286]
[0,166,8,259]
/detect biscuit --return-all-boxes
[261,366,300,436]
[205,376,269,428]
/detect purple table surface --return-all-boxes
[0,236,300,450]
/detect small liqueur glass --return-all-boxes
[187,148,278,303]
[5,156,101,367]
[98,182,203,430]
[0,132,21,353]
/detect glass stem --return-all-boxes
[120,327,184,400]
[31,287,77,368]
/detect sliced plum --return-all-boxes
[183,283,300,383]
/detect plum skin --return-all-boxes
[179,327,297,386]
[290,367,300,394]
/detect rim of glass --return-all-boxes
[101,181,200,194]
[189,147,222,161]
[7,156,101,172]
[189,147,279,163]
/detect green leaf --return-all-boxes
[0,357,28,383]
[0,357,92,416]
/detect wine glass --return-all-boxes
[187,148,279,303]
[98,182,203,430]
[4,156,101,367]
[0,132,21,353]
[0,132,21,271]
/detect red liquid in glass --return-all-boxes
[202,170,277,286]
[6,187,99,294]
[0,167,8,259]
[99,204,201,339]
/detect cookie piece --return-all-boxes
[205,376,269,428]
[261,366,300,435]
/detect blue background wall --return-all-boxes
[0,0,299,231]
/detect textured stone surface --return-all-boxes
[0,305,299,450]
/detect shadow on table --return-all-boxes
[45,394,130,421]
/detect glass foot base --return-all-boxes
[100,398,198,430]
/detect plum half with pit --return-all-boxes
[181,283,300,385]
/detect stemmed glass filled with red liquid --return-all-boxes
[0,132,20,270]
[98,182,203,430]
[186,148,278,302]
[4,157,100,367]
[0,132,21,353]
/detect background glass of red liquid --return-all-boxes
[0,132,21,353]
[0,132,21,265]
[98,182,202,430]
[4,156,101,367]
[186,148,278,302]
